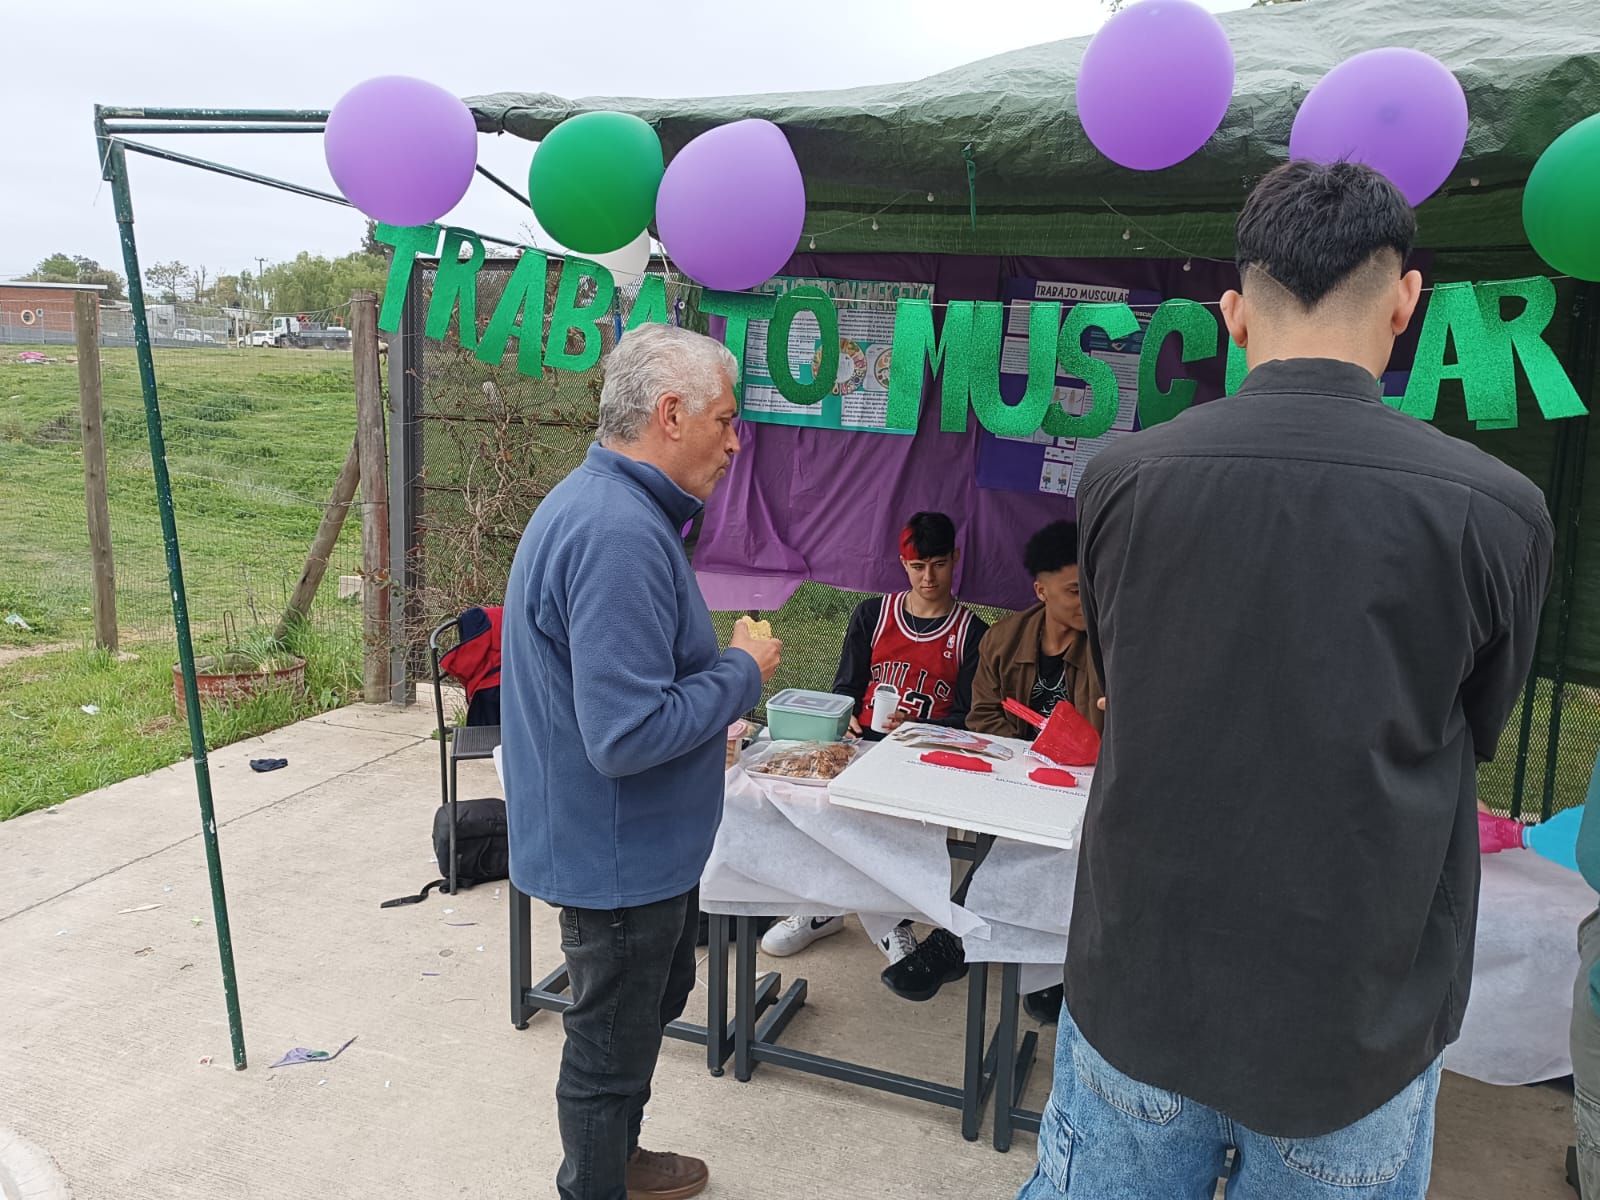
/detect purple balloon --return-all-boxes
[656,120,805,292]
[325,76,478,226]
[1078,0,1235,172]
[1290,49,1468,206]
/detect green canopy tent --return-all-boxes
[471,0,1600,272]
[469,0,1600,816]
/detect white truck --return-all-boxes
[265,316,353,350]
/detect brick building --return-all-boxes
[0,280,107,339]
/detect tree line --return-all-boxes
[21,223,392,316]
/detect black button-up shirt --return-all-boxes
[1067,357,1553,1137]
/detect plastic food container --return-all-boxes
[766,688,855,743]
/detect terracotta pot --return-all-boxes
[173,653,307,718]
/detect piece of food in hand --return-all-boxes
[737,616,774,641]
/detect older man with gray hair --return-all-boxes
[502,324,781,1200]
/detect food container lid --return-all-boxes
[766,688,855,718]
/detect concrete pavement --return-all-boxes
[0,703,1578,1199]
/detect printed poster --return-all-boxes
[739,276,933,434]
[975,278,1162,498]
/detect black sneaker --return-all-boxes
[880,927,968,1001]
[1023,984,1063,1025]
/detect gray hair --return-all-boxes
[596,324,738,446]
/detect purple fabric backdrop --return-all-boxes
[693,250,1423,612]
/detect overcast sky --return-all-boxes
[1,0,1252,284]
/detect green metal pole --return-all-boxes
[96,108,247,1070]
[1510,422,1566,821]
[98,105,329,122]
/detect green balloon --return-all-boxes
[1524,112,1600,282]
[528,112,664,255]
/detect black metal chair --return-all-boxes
[430,612,503,895]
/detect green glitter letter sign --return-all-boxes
[885,297,975,433]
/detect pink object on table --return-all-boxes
[1478,811,1527,854]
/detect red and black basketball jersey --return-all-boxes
[865,593,978,723]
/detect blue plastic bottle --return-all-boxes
[1522,805,1584,872]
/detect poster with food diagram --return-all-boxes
[975,278,1162,498]
[739,276,934,434]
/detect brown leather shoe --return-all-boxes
[626,1148,709,1200]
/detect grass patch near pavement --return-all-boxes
[0,588,362,821]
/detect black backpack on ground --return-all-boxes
[381,798,509,908]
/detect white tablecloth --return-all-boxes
[955,834,1595,1086]
[1445,850,1595,1084]
[699,766,987,937]
[542,732,1597,1088]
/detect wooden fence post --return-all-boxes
[75,291,118,651]
[272,438,361,643]
[352,290,390,701]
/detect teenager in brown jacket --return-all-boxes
[968,520,1104,743]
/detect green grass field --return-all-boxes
[0,344,363,647]
[0,344,365,818]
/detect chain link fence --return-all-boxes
[0,297,366,660]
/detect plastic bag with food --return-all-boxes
[743,739,860,784]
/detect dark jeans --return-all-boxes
[555,886,699,1200]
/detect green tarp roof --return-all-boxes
[470,0,1600,264]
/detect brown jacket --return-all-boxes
[967,603,1104,740]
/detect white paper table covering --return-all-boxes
[699,766,988,938]
[1445,848,1595,1085]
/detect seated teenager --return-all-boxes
[969,519,1103,1022]
[968,519,1104,740]
[760,512,988,983]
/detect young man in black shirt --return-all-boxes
[760,513,986,1000]
[1017,163,1551,1200]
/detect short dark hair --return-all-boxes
[1235,161,1416,308]
[904,511,957,560]
[1023,521,1078,578]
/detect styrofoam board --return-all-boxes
[826,731,1090,850]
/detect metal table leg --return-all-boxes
[994,962,1041,1152]
[706,914,729,1076]
[734,916,758,1082]
[509,885,533,1029]
[962,958,997,1141]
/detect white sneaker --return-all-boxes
[878,924,920,965]
[761,914,845,957]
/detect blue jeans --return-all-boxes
[1017,1002,1440,1200]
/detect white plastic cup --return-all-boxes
[870,684,901,733]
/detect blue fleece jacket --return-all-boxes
[500,444,763,909]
